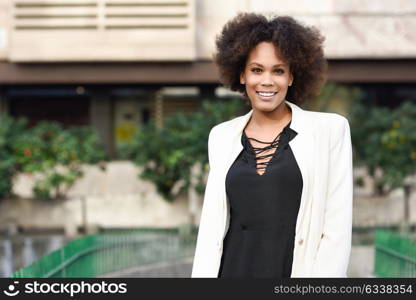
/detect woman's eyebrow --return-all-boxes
[249,62,288,67]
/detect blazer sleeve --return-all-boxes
[310,117,353,277]
[191,126,220,277]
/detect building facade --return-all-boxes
[0,0,415,157]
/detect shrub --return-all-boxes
[350,100,416,192]
[0,114,28,198]
[13,121,107,200]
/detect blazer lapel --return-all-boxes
[221,100,315,236]
[286,101,315,235]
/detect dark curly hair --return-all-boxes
[213,12,327,104]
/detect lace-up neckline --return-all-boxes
[242,121,291,176]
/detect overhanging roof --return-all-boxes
[0,59,415,85]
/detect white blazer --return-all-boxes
[191,100,353,278]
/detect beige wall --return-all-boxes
[197,0,416,59]
[0,1,10,60]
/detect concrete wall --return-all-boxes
[0,161,194,236]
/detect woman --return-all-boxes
[191,12,353,278]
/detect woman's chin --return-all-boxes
[253,101,281,112]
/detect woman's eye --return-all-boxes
[250,68,285,74]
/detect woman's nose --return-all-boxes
[260,73,273,85]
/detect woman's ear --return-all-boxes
[240,73,245,85]
[289,73,294,86]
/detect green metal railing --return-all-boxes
[11,227,197,278]
[374,230,416,277]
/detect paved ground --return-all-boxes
[100,257,193,278]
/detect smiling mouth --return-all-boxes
[256,91,277,99]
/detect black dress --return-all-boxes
[218,120,303,278]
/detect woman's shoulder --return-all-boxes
[306,109,348,123]
[305,110,349,131]
[303,110,350,148]
[298,109,350,149]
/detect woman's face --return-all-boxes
[240,41,293,112]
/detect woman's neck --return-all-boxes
[250,101,292,130]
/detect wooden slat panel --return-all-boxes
[15,19,97,26]
[105,6,188,15]
[106,14,188,18]
[104,18,188,26]
[10,0,195,61]
[15,7,98,16]
[15,0,96,5]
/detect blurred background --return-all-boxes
[0,0,415,278]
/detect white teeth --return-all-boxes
[257,92,276,97]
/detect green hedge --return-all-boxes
[0,115,107,200]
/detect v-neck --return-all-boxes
[242,121,291,177]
